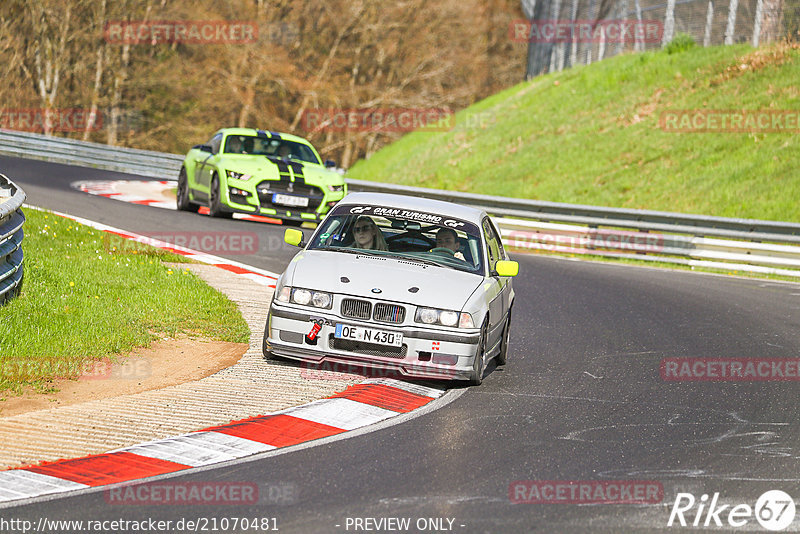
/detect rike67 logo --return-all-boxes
[668,490,795,531]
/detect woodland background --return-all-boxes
[0,0,526,168]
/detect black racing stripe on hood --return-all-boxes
[266,156,291,174]
[288,161,306,186]
[264,156,292,185]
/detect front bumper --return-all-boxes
[265,302,481,381]
[224,178,345,221]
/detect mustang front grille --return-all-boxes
[341,298,371,320]
[256,180,324,210]
[329,336,407,359]
[373,303,405,324]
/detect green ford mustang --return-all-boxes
[177,128,347,222]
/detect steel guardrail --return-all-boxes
[0,173,25,304]
[2,129,799,277]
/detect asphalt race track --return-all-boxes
[4,154,800,533]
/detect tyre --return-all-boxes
[208,174,233,218]
[176,167,199,212]
[496,309,512,366]
[468,323,487,386]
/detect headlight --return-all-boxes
[290,288,333,309]
[312,292,332,308]
[226,170,252,181]
[415,307,472,328]
[418,308,439,324]
[292,288,312,305]
[439,311,459,327]
[327,184,344,192]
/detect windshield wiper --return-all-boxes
[379,253,443,267]
[313,246,363,254]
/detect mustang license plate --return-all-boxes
[272,194,309,207]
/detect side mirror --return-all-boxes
[324,159,336,168]
[194,144,213,153]
[494,260,519,277]
[284,228,305,247]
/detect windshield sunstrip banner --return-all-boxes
[332,204,479,234]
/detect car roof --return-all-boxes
[215,127,311,145]
[338,192,487,224]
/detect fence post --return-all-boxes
[752,0,764,46]
[663,0,677,45]
[617,0,629,55]
[585,0,597,64]
[549,0,564,71]
[569,0,580,65]
[724,0,739,44]
[703,0,715,45]
[634,0,644,50]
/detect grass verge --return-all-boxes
[347,41,800,222]
[0,208,250,395]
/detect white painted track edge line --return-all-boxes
[23,204,280,279]
[0,388,463,510]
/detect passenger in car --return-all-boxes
[435,227,466,260]
[351,216,389,251]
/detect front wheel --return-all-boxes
[176,167,199,212]
[468,324,487,386]
[496,310,512,366]
[208,174,233,218]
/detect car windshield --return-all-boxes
[223,135,320,164]
[307,205,485,275]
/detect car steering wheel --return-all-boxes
[430,247,455,256]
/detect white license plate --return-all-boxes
[335,324,403,347]
[272,194,309,207]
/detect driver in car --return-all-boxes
[226,136,244,154]
[434,227,466,260]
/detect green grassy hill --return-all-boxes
[347,42,800,222]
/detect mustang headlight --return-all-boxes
[327,184,344,192]
[226,170,252,181]
[415,308,474,328]
[289,287,333,309]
